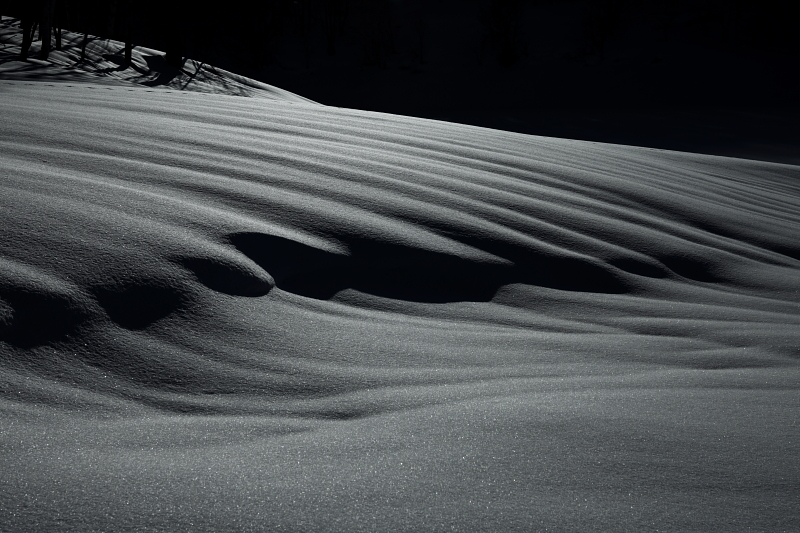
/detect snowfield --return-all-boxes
[1,51,799,532]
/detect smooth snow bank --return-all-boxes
[0,17,316,102]
[0,80,799,532]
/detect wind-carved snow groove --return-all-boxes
[230,232,631,302]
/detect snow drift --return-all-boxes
[1,78,799,531]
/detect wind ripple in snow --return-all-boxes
[0,80,798,413]
[1,80,800,533]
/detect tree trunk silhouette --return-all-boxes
[81,31,88,60]
[18,1,37,61]
[164,39,182,68]
[118,0,132,65]
[163,4,184,68]
[39,0,56,60]
[54,0,69,51]
[106,0,117,36]
[20,18,33,60]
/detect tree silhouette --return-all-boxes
[18,3,35,60]
[116,0,132,64]
[38,0,55,59]
[162,3,184,68]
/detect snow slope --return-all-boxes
[0,17,314,101]
[1,79,799,531]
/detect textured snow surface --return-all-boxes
[1,81,799,532]
[0,18,315,102]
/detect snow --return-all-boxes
[0,18,315,101]
[1,17,799,533]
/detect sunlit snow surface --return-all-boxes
[1,81,799,532]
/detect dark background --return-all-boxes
[3,0,799,162]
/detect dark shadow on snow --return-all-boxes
[91,281,185,330]
[97,49,149,75]
[230,232,630,303]
[141,53,182,86]
[0,289,91,348]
